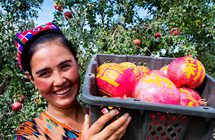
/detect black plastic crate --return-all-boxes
[82,54,215,140]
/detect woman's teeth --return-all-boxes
[54,87,71,95]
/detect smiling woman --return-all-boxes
[29,41,80,108]
[13,22,132,140]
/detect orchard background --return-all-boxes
[0,0,214,139]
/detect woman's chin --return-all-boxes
[46,86,79,109]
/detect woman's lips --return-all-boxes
[53,87,72,95]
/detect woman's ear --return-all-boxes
[25,71,36,86]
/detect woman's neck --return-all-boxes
[46,100,85,125]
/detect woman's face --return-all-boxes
[29,41,80,109]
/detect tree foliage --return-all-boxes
[143,0,215,76]
[0,0,44,139]
[0,0,214,139]
[53,0,214,76]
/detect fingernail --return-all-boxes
[123,113,129,118]
[101,108,109,114]
[127,116,132,122]
[110,109,119,115]
[85,114,89,119]
[110,109,116,115]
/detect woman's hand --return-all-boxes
[81,109,132,140]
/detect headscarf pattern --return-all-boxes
[14,22,62,70]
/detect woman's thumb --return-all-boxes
[81,114,90,140]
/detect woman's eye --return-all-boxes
[38,72,50,78]
[61,64,71,70]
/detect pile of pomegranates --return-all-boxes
[96,55,207,107]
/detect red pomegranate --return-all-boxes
[18,95,25,103]
[149,70,168,78]
[170,27,180,36]
[64,11,72,19]
[119,62,141,80]
[54,3,63,12]
[137,65,150,77]
[12,102,22,113]
[97,65,136,98]
[160,65,169,77]
[179,87,206,107]
[167,56,206,89]
[97,63,118,72]
[133,74,180,105]
[132,39,141,46]
[154,32,161,38]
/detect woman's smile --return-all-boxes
[53,86,72,96]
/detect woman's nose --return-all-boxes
[53,72,66,86]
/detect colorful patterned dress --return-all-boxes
[14,111,82,140]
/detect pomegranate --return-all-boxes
[12,102,22,113]
[137,65,150,77]
[97,64,136,98]
[21,95,25,103]
[119,62,141,79]
[64,11,72,19]
[133,74,180,105]
[160,65,169,77]
[97,63,118,72]
[149,70,167,78]
[154,32,161,39]
[132,39,141,46]
[18,95,25,103]
[167,56,206,89]
[170,27,180,36]
[54,3,63,12]
[179,87,206,107]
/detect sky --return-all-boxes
[35,0,55,25]
[36,0,149,26]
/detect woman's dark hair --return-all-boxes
[21,33,78,76]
